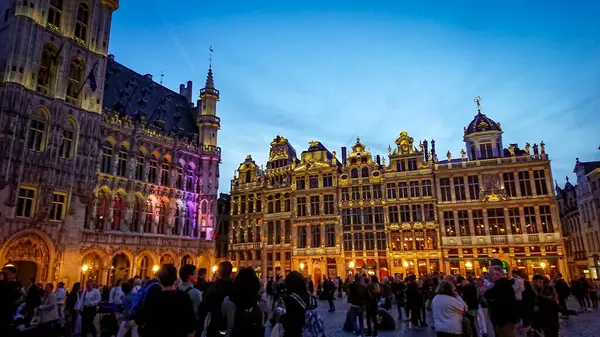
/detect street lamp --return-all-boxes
[403,261,409,268]
[465,261,473,269]
[299,263,305,270]
[540,262,547,269]
[348,261,355,269]
[212,265,218,273]
[81,265,89,272]
[152,265,159,273]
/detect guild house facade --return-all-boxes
[229,98,567,281]
[0,0,220,286]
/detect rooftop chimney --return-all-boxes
[179,81,193,103]
[144,73,153,81]
[341,147,347,165]
[423,139,429,162]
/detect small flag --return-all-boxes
[87,61,99,92]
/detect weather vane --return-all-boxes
[473,96,482,113]
[209,45,214,68]
[160,71,164,85]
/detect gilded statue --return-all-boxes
[446,151,452,161]
[525,142,531,155]
[460,149,466,160]
[540,141,546,154]
[508,144,516,156]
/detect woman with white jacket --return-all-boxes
[432,280,468,337]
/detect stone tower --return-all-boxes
[197,65,221,240]
[0,0,119,284]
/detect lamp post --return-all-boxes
[81,265,89,284]
[152,265,159,275]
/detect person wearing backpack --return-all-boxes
[117,282,138,337]
[279,271,325,337]
[178,265,203,326]
[221,267,264,337]
[134,276,162,336]
[200,261,234,337]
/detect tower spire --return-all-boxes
[205,46,215,89]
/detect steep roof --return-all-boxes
[102,59,198,138]
[575,160,600,175]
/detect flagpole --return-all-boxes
[75,60,99,97]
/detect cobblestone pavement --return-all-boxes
[267,297,600,337]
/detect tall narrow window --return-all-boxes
[297,197,307,217]
[458,210,470,236]
[66,57,85,101]
[161,160,170,186]
[534,170,548,195]
[309,175,318,188]
[139,256,149,278]
[144,201,153,233]
[60,121,75,159]
[473,209,485,236]
[412,204,423,222]
[323,194,334,215]
[503,173,517,197]
[354,232,364,250]
[351,187,360,200]
[407,158,418,171]
[285,220,291,243]
[365,232,375,250]
[157,203,166,234]
[440,178,452,202]
[361,167,369,177]
[325,224,335,247]
[399,205,410,223]
[398,182,409,198]
[176,165,183,189]
[423,203,435,221]
[323,174,333,187]
[362,207,373,225]
[362,186,371,200]
[388,206,399,223]
[37,43,57,91]
[47,0,63,29]
[310,196,320,216]
[117,147,127,177]
[297,226,306,248]
[101,142,112,174]
[172,207,180,235]
[148,155,158,183]
[49,192,66,221]
[519,171,532,196]
[28,110,47,152]
[387,183,397,199]
[467,176,479,200]
[311,225,321,247]
[275,220,281,244]
[479,143,493,159]
[374,207,384,224]
[454,177,466,201]
[373,185,382,199]
[267,221,274,245]
[376,232,387,250]
[135,151,145,180]
[185,165,194,191]
[131,198,142,232]
[540,205,554,233]
[343,233,352,251]
[74,3,90,43]
[245,171,252,183]
[426,229,437,249]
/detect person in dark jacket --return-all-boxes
[347,274,368,335]
[484,266,518,337]
[460,276,479,335]
[406,275,424,327]
[365,281,381,337]
[391,275,407,320]
[282,271,309,337]
[323,277,336,312]
[201,261,234,337]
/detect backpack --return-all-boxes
[289,293,325,337]
[131,281,161,325]
[228,297,264,337]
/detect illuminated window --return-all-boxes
[37,43,57,90]
[443,211,456,237]
[49,192,67,221]
[16,187,37,218]
[310,225,320,247]
[66,57,85,101]
[540,205,554,233]
[116,147,127,176]
[487,208,506,235]
[139,256,149,278]
[100,142,112,174]
[158,202,166,234]
[458,210,470,236]
[509,208,522,234]
[135,151,145,180]
[473,209,485,236]
[74,3,89,43]
[47,0,63,29]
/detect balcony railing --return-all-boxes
[81,230,215,251]
[436,154,548,171]
[198,115,221,126]
[200,145,221,158]
[441,232,561,246]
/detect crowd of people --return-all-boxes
[1,258,599,337]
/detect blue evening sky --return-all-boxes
[108,1,600,193]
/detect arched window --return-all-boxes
[176,165,183,189]
[101,141,113,174]
[27,108,47,152]
[245,171,252,183]
[37,43,58,92]
[66,57,85,101]
[148,155,158,183]
[131,197,142,232]
[47,0,63,29]
[96,193,109,230]
[112,196,123,231]
[117,146,127,177]
[351,168,359,179]
[158,201,166,234]
[361,167,369,177]
[160,159,170,186]
[139,256,149,278]
[60,118,76,159]
[135,150,145,181]
[74,3,90,43]
[144,200,153,233]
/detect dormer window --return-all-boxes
[479,142,493,159]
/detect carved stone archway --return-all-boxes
[1,232,53,283]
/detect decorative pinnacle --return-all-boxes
[473,96,482,114]
[204,46,215,89]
